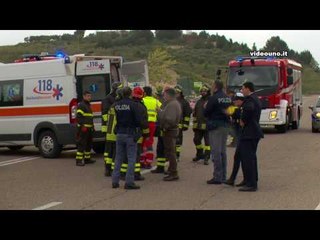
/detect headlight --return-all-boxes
[269,110,277,120]
[316,112,320,118]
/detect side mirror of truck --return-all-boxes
[309,105,314,111]
[287,76,293,85]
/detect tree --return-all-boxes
[262,36,289,52]
[147,48,177,85]
[155,30,183,40]
[252,42,257,51]
[299,50,313,65]
[74,30,86,39]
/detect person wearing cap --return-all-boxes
[192,83,211,165]
[224,92,245,186]
[174,84,192,161]
[101,82,123,176]
[119,86,150,181]
[75,90,96,166]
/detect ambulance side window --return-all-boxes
[0,80,23,107]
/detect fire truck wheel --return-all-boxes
[38,130,62,158]
[7,146,24,151]
[276,113,290,133]
[92,142,105,154]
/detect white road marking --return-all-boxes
[315,203,320,210]
[0,156,40,167]
[32,202,62,210]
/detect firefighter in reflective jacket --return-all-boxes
[75,90,96,166]
[101,82,123,176]
[174,85,192,161]
[192,84,211,165]
[120,86,150,181]
[140,86,162,168]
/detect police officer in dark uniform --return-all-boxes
[238,82,264,192]
[112,87,142,190]
[75,90,96,166]
[101,82,123,176]
[204,81,232,184]
[192,83,211,165]
[174,85,192,161]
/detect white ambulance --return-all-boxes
[0,52,125,158]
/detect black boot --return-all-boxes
[224,178,235,186]
[76,160,85,166]
[105,165,112,177]
[203,155,210,165]
[151,166,165,173]
[163,172,179,181]
[84,159,96,164]
[134,173,145,181]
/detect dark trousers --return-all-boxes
[175,129,183,158]
[239,139,259,188]
[193,129,210,159]
[121,142,142,175]
[229,146,242,181]
[163,129,178,174]
[76,129,93,161]
[156,136,166,167]
[104,141,116,170]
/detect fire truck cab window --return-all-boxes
[228,66,278,87]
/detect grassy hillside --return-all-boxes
[0,31,319,95]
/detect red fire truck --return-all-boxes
[226,56,303,133]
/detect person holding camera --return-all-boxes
[112,87,143,190]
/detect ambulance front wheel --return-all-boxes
[38,130,62,158]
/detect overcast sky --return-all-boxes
[0,30,319,63]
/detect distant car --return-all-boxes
[309,96,320,133]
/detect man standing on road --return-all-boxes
[237,82,263,192]
[75,90,96,166]
[204,81,231,184]
[112,87,142,190]
[192,83,211,165]
[158,88,182,181]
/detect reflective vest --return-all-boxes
[227,105,238,116]
[143,96,162,122]
[106,106,117,142]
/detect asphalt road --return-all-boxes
[1,95,320,210]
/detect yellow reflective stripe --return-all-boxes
[102,114,108,121]
[135,163,140,167]
[120,168,127,173]
[83,124,93,128]
[184,117,190,121]
[196,144,203,149]
[176,146,181,152]
[121,163,128,168]
[157,162,165,166]
[77,109,85,115]
[156,158,166,162]
[106,134,116,141]
[76,156,83,160]
[101,126,107,132]
[104,153,108,157]
[178,124,182,128]
[134,168,141,172]
[76,152,84,156]
[77,109,93,117]
[105,157,113,164]
[204,145,211,151]
[183,124,189,128]
[201,124,206,129]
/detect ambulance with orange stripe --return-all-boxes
[0,52,124,157]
